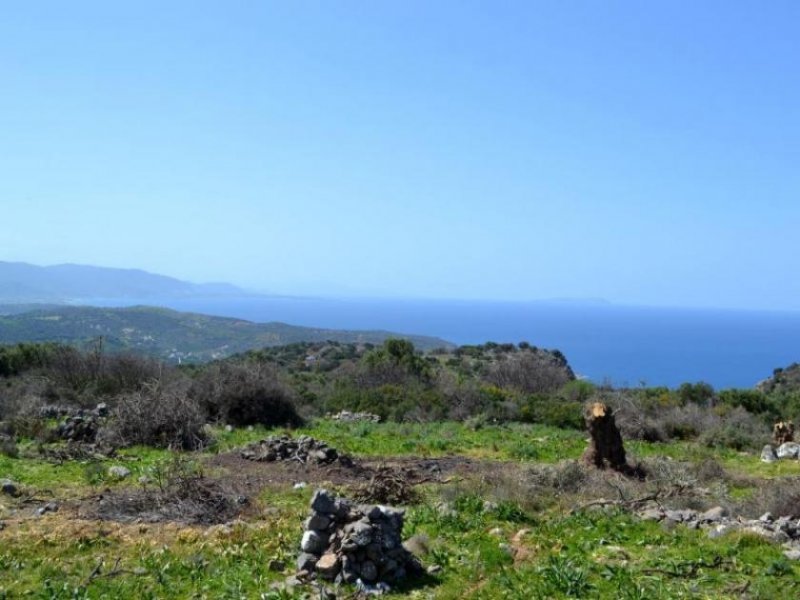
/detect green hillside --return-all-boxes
[0,305,452,361]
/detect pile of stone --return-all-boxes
[40,403,108,420]
[56,414,100,442]
[51,403,109,442]
[296,489,421,587]
[328,410,381,423]
[240,435,341,465]
[638,505,800,560]
[761,442,800,462]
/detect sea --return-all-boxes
[92,296,800,390]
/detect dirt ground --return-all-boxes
[206,451,485,494]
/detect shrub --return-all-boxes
[519,395,584,430]
[190,362,302,428]
[698,406,770,451]
[484,349,575,394]
[100,381,208,450]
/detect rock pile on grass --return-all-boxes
[328,410,381,423]
[240,435,342,465]
[49,403,109,443]
[296,489,421,587]
[638,506,800,560]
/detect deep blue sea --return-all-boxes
[93,297,800,389]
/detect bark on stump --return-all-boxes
[582,402,629,473]
[773,421,794,445]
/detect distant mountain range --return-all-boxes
[0,305,452,361]
[0,261,244,303]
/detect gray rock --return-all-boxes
[761,444,778,462]
[760,512,775,523]
[665,509,696,523]
[300,529,328,554]
[784,549,800,561]
[305,514,331,531]
[311,489,336,515]
[36,502,58,516]
[108,466,131,479]
[1,479,18,496]
[349,520,374,547]
[359,560,378,582]
[745,525,789,543]
[777,442,800,459]
[296,552,318,571]
[427,564,443,575]
[639,508,663,521]
[699,506,727,522]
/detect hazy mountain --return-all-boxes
[0,305,452,361]
[0,261,244,303]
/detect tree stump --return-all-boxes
[773,421,794,445]
[582,402,629,473]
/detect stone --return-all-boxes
[760,512,775,523]
[296,553,318,571]
[349,520,374,547]
[761,445,778,462]
[268,559,285,572]
[305,514,331,531]
[784,549,800,561]
[301,530,328,554]
[316,553,340,580]
[776,442,800,459]
[359,560,378,582]
[639,508,664,521]
[489,527,503,537]
[1,479,18,496]
[745,526,789,543]
[36,502,58,516]
[699,506,727,522]
[427,564,443,575]
[311,489,336,515]
[108,466,131,479]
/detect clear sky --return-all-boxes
[1,1,798,309]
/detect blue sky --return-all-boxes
[1,1,798,309]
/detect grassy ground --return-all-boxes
[0,420,798,598]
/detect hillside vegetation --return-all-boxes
[0,305,452,361]
[1,341,800,597]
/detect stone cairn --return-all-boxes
[48,403,109,442]
[328,410,381,423]
[240,435,341,465]
[297,489,421,587]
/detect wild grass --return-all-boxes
[1,419,798,598]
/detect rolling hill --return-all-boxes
[0,305,452,361]
[0,261,243,303]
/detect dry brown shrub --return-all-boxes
[99,381,208,450]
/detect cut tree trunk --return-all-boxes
[773,421,794,445]
[582,402,630,473]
